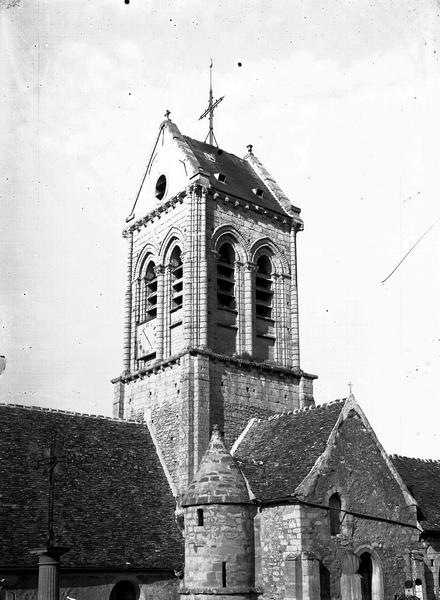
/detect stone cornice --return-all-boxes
[112,348,317,384]
[208,186,297,227]
[122,183,304,238]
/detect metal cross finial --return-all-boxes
[36,433,66,547]
[247,144,253,154]
[348,382,354,396]
[164,109,171,120]
[198,59,225,147]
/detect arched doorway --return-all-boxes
[359,552,373,600]
[109,580,138,600]
[357,550,383,600]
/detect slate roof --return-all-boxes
[391,455,440,532]
[184,136,288,215]
[182,426,250,507]
[234,401,344,501]
[0,404,183,570]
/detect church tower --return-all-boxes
[112,113,316,494]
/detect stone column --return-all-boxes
[243,263,257,358]
[290,224,301,369]
[122,231,133,375]
[154,264,165,360]
[235,261,245,355]
[272,273,282,364]
[31,546,69,600]
[163,264,172,357]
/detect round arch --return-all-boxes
[354,546,384,600]
[211,225,249,263]
[159,227,185,263]
[109,579,140,600]
[250,238,289,276]
[134,243,160,279]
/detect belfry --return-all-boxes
[111,112,317,493]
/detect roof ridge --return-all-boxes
[0,402,145,425]
[254,399,346,424]
[390,453,440,463]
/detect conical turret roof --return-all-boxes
[182,426,251,506]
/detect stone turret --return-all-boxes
[180,426,256,600]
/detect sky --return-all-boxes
[1,0,440,458]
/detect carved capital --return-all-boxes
[244,262,258,273]
[154,264,165,276]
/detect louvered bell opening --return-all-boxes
[255,255,273,319]
[145,262,157,320]
[170,247,183,310]
[217,243,235,309]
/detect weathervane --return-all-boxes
[198,59,224,147]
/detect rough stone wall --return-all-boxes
[422,537,440,600]
[2,571,179,600]
[183,505,255,590]
[257,412,421,600]
[257,504,303,599]
[120,352,303,492]
[209,359,301,448]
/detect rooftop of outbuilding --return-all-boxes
[0,403,183,570]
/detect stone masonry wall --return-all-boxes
[119,352,303,493]
[183,505,255,590]
[257,411,421,600]
[209,359,301,448]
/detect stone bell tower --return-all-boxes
[111,113,316,494]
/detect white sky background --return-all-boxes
[1,0,440,458]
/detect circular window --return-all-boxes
[155,174,167,200]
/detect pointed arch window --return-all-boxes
[217,243,236,309]
[170,246,183,310]
[255,255,273,319]
[329,492,342,535]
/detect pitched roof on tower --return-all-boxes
[184,136,295,216]
[127,118,300,224]
[182,425,251,506]
[0,403,183,570]
[391,455,440,532]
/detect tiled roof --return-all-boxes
[184,136,289,215]
[391,455,440,532]
[234,401,345,501]
[182,427,250,507]
[0,404,183,570]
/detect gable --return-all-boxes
[302,409,415,523]
[133,121,201,219]
[0,404,183,570]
